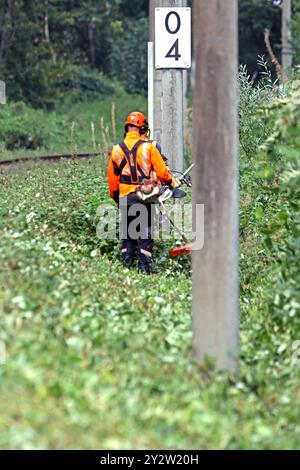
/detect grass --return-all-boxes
[0,88,147,161]
[0,156,299,449]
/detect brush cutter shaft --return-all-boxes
[158,200,188,243]
[171,163,194,187]
[180,163,194,180]
[158,163,194,257]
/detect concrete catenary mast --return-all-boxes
[192,0,240,373]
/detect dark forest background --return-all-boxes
[0,0,299,108]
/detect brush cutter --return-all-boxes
[158,164,194,258]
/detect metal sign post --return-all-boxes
[0,81,6,104]
[282,0,292,70]
[148,42,154,140]
[154,4,191,172]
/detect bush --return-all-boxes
[58,66,115,104]
[0,102,47,151]
[258,77,300,329]
[19,60,115,109]
[238,66,300,397]
[239,57,282,162]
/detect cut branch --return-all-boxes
[264,28,288,82]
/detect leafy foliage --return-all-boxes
[239,59,275,162]
[0,102,49,151]
[0,0,148,107]
[0,156,299,449]
[22,62,115,109]
[239,67,300,410]
[1,0,296,107]
[107,17,148,94]
[258,75,300,330]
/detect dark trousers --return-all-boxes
[120,193,154,272]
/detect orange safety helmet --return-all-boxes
[125,111,147,129]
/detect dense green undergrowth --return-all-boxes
[0,150,299,449]
[0,70,300,448]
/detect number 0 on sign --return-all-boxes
[155,7,191,69]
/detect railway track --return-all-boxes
[0,151,100,167]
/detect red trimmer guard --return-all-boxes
[169,243,193,257]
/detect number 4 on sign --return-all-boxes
[166,39,181,61]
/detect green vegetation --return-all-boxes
[1,0,296,109]
[0,71,300,448]
[0,0,148,109]
[0,88,147,160]
[0,0,148,107]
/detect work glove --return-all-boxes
[170,176,181,189]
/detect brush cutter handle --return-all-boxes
[170,163,194,188]
[159,188,173,202]
[159,185,187,203]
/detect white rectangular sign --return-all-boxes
[155,7,191,69]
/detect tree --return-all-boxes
[0,0,149,106]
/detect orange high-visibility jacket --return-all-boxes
[107,131,173,200]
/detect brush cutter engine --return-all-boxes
[136,178,160,203]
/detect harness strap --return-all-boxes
[118,140,148,184]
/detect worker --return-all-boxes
[107,111,179,274]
